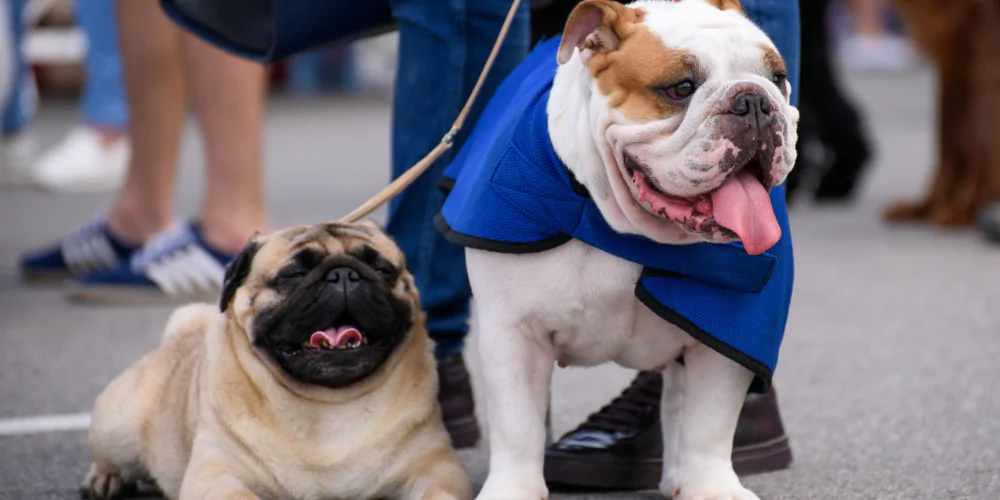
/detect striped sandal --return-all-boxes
[65,222,236,305]
[19,212,139,283]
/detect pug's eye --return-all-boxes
[656,80,697,102]
[375,267,393,278]
[277,268,307,282]
[771,72,787,88]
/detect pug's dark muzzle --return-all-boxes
[252,252,413,389]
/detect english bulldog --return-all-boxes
[82,221,471,500]
[434,0,798,499]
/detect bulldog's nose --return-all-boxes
[729,91,771,116]
[327,267,361,292]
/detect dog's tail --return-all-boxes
[161,303,219,345]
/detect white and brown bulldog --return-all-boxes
[436,0,798,499]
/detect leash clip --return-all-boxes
[442,126,459,146]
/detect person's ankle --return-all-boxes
[86,126,128,148]
[199,217,267,255]
[106,203,172,247]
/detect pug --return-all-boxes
[82,221,471,500]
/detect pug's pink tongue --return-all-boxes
[710,169,781,256]
[309,326,363,348]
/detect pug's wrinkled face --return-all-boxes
[220,221,419,389]
[554,0,799,255]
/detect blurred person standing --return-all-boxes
[33,0,131,193]
[19,0,268,305]
[0,0,38,184]
[0,0,131,192]
[839,0,916,70]
[784,0,872,202]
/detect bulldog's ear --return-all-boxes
[558,0,636,65]
[219,238,261,313]
[705,0,743,14]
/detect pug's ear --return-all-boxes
[220,239,261,313]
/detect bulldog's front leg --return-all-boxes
[475,310,554,500]
[670,344,758,500]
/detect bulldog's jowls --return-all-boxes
[451,1,799,499]
[82,221,471,500]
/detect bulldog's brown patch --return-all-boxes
[588,21,697,122]
[705,0,743,13]
[760,44,787,76]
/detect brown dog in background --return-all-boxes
[885,0,1000,226]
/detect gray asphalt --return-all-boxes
[2,66,999,500]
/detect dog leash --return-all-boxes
[339,0,523,223]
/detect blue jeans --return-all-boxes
[1,0,35,133]
[385,0,530,357]
[744,0,801,108]
[2,0,126,133]
[77,0,128,129]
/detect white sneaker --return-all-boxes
[32,127,130,193]
[839,35,919,72]
[0,133,39,188]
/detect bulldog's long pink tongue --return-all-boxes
[309,326,363,349]
[710,170,781,255]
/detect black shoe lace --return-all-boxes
[573,371,662,433]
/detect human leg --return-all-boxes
[385,0,530,448]
[33,0,132,193]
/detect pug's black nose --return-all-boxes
[729,91,771,116]
[327,267,361,291]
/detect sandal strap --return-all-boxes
[130,224,226,296]
[60,213,120,276]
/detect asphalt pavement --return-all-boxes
[1,65,999,500]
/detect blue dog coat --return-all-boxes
[435,38,794,391]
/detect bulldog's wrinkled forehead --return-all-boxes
[639,0,782,77]
[567,0,786,123]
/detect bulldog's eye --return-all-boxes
[771,72,787,87]
[656,80,697,102]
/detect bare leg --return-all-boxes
[107,0,186,245]
[180,33,268,253]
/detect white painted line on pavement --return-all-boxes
[0,413,91,436]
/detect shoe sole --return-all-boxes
[20,269,71,285]
[445,414,481,450]
[544,435,792,491]
[65,284,219,306]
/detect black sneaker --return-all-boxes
[544,371,792,490]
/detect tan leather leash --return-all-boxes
[339,0,524,223]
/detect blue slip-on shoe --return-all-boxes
[65,222,236,305]
[19,212,139,283]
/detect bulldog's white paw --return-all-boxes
[475,475,548,500]
[671,481,760,500]
[666,465,759,500]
